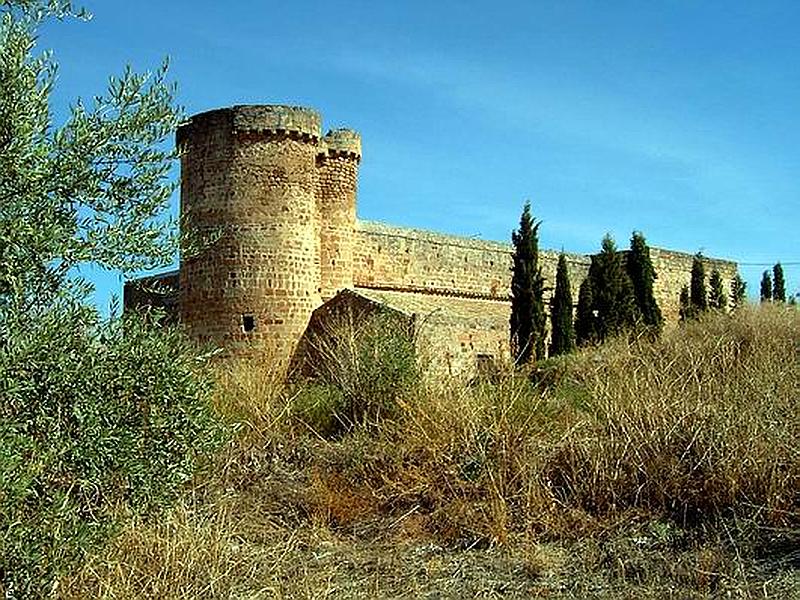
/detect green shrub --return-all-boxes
[0,302,225,598]
[296,309,417,435]
[292,382,347,437]
[0,3,218,595]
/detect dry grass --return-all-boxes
[59,305,799,598]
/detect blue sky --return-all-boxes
[43,1,800,308]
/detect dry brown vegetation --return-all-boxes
[59,305,799,598]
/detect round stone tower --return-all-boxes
[177,105,323,362]
[316,129,361,300]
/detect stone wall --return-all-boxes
[352,220,738,328]
[355,288,511,374]
[124,103,741,375]
[354,220,591,303]
[297,287,512,378]
[649,249,738,323]
[354,220,592,302]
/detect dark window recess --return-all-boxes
[476,353,495,377]
[242,314,256,333]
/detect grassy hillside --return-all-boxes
[60,306,799,598]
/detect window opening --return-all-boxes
[476,353,496,378]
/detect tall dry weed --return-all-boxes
[59,305,799,597]
[302,305,798,542]
[545,305,799,527]
[292,305,417,435]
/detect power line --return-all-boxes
[737,261,800,267]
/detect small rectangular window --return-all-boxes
[242,314,256,333]
[476,353,495,378]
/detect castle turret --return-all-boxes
[177,105,323,362]
[316,129,361,300]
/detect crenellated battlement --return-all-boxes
[177,105,322,147]
[128,102,740,373]
[319,128,362,161]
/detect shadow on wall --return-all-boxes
[291,291,417,386]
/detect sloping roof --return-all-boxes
[349,287,510,331]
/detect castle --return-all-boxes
[125,104,739,375]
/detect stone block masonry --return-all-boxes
[175,105,360,362]
[126,104,739,374]
[353,220,591,301]
[317,129,361,300]
[649,249,738,323]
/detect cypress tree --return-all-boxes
[575,276,596,346]
[730,274,747,309]
[626,231,663,333]
[690,253,708,314]
[549,253,576,356]
[773,262,786,303]
[589,234,637,342]
[760,270,772,303]
[510,201,546,364]
[679,285,692,321]
[708,269,726,310]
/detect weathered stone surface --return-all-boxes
[177,106,322,361]
[127,104,740,373]
[354,220,591,301]
[648,248,738,323]
[351,287,511,376]
[317,130,360,300]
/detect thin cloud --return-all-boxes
[333,48,787,244]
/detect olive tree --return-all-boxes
[0,0,181,315]
[0,3,223,596]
